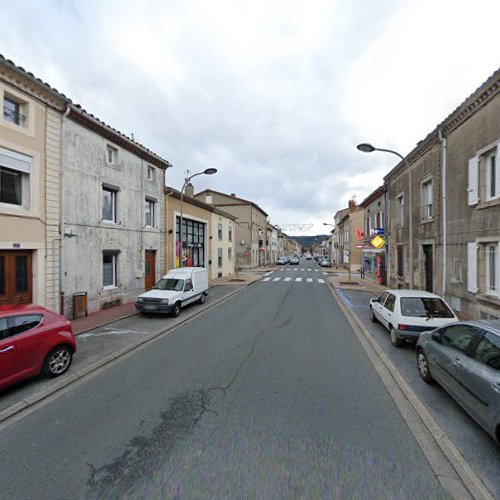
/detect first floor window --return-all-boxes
[0,166,22,205]
[228,248,232,260]
[397,245,404,277]
[145,198,155,227]
[218,223,223,241]
[486,151,498,200]
[102,187,117,222]
[421,179,433,219]
[486,244,498,294]
[228,226,232,242]
[397,195,404,226]
[218,248,223,267]
[452,258,463,282]
[103,252,117,288]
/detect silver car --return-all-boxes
[416,320,500,444]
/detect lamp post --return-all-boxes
[179,168,217,267]
[357,143,413,288]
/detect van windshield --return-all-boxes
[155,278,184,291]
[400,297,455,318]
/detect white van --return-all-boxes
[136,267,209,317]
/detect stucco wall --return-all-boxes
[211,212,235,279]
[61,118,165,317]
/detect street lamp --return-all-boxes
[179,168,217,267]
[357,142,413,288]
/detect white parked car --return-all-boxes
[369,290,458,347]
[136,267,209,317]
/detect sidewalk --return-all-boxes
[71,271,266,335]
[326,267,386,295]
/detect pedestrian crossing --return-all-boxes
[262,276,327,284]
[278,269,327,274]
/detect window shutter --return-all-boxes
[468,157,479,205]
[467,242,478,293]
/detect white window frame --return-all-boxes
[396,194,404,227]
[106,145,118,165]
[485,149,499,201]
[421,178,433,220]
[147,165,155,181]
[102,186,117,223]
[485,243,499,296]
[145,198,155,228]
[102,252,118,290]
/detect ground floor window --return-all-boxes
[176,217,205,267]
[486,243,498,295]
[103,251,118,289]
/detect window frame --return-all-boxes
[421,178,433,220]
[102,251,118,290]
[218,248,223,268]
[106,145,118,166]
[472,330,500,372]
[145,198,156,228]
[396,194,404,227]
[146,165,155,182]
[102,186,117,223]
[485,149,498,201]
[485,243,499,296]
[439,324,478,355]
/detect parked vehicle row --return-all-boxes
[369,289,500,445]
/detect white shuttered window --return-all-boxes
[468,157,479,205]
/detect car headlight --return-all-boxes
[137,297,144,302]
[161,299,169,304]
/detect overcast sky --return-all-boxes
[1,0,499,235]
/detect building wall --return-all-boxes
[347,209,364,272]
[0,75,62,310]
[61,118,165,317]
[445,92,500,319]
[211,212,236,279]
[165,196,210,272]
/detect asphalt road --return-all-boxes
[336,287,500,497]
[0,260,446,499]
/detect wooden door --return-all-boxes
[145,250,156,291]
[0,251,33,305]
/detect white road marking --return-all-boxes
[318,279,325,283]
[314,269,319,272]
[262,277,271,282]
[307,278,313,282]
[307,268,312,271]
[264,271,273,276]
[273,277,281,281]
[301,268,305,270]
[323,272,328,275]
[295,277,302,282]
[79,328,147,339]
[284,277,292,282]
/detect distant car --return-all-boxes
[319,259,329,267]
[289,257,299,265]
[276,257,287,265]
[369,290,457,347]
[416,320,500,445]
[0,305,77,392]
[305,253,312,260]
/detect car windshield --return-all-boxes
[400,297,455,318]
[154,278,184,291]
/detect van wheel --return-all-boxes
[172,302,181,317]
[198,294,206,304]
[42,346,73,377]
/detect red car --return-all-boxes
[0,305,76,391]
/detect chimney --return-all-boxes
[348,198,357,211]
[185,182,194,197]
[230,193,236,197]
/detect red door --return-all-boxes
[0,251,32,305]
[145,251,156,291]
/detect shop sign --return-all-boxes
[371,235,385,249]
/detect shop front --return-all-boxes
[362,248,386,285]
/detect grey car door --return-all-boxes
[465,329,500,431]
[430,324,478,407]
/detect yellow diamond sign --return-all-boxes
[371,235,385,249]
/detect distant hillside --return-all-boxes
[291,235,328,251]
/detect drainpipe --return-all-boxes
[439,128,447,298]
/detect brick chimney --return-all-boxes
[348,198,356,211]
[185,182,194,197]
